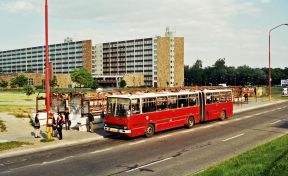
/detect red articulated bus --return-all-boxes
[104,89,233,137]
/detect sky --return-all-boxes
[0,0,287,68]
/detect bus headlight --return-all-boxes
[104,124,107,127]
[123,126,128,130]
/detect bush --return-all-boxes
[10,75,28,87]
[119,80,127,88]
[0,80,8,88]
[24,85,35,96]
[90,80,99,89]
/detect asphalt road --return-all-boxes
[1,102,288,176]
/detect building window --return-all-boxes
[28,78,34,85]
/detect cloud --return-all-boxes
[0,0,41,13]
[260,0,272,4]
[2,0,279,68]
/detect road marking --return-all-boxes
[254,113,263,116]
[242,115,252,119]
[218,121,230,125]
[270,120,282,124]
[222,133,245,142]
[90,147,113,154]
[128,140,146,145]
[180,128,195,133]
[233,118,241,121]
[41,158,66,165]
[200,124,214,129]
[158,134,172,139]
[125,157,173,173]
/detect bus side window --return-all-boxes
[189,94,197,106]
[206,94,212,104]
[212,93,220,104]
[219,93,225,102]
[178,95,188,108]
[131,99,140,115]
[168,96,177,109]
[156,96,168,111]
[226,92,232,101]
[142,98,156,113]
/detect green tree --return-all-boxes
[10,75,28,87]
[190,60,203,85]
[184,65,192,86]
[210,58,228,85]
[0,80,8,88]
[70,68,94,88]
[119,80,127,88]
[226,66,236,86]
[252,68,267,86]
[50,76,58,88]
[24,85,35,96]
[236,65,254,85]
[271,68,286,85]
[90,80,99,89]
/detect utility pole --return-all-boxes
[45,0,51,139]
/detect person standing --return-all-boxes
[64,108,70,130]
[244,93,249,103]
[57,114,63,140]
[87,113,94,132]
[34,113,40,138]
[52,114,57,137]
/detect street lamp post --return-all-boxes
[268,23,288,101]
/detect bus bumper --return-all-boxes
[104,127,131,134]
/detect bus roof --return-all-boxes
[203,89,232,93]
[107,91,200,99]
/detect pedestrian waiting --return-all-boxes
[34,113,41,138]
[64,108,71,130]
[57,113,64,140]
[52,113,57,137]
[87,113,94,132]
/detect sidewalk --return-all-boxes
[0,113,109,159]
[233,96,285,114]
[0,97,287,159]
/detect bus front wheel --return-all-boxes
[186,117,194,128]
[145,124,155,137]
[220,111,226,121]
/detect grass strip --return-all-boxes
[193,134,288,176]
[0,141,33,151]
[40,139,55,143]
[0,120,7,132]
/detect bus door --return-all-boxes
[205,92,220,120]
[199,92,206,122]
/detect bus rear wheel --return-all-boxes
[186,117,194,128]
[220,111,226,121]
[145,124,155,137]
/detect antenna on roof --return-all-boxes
[64,37,73,43]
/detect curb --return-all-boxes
[0,135,107,159]
[234,100,287,114]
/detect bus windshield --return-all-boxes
[107,98,131,118]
